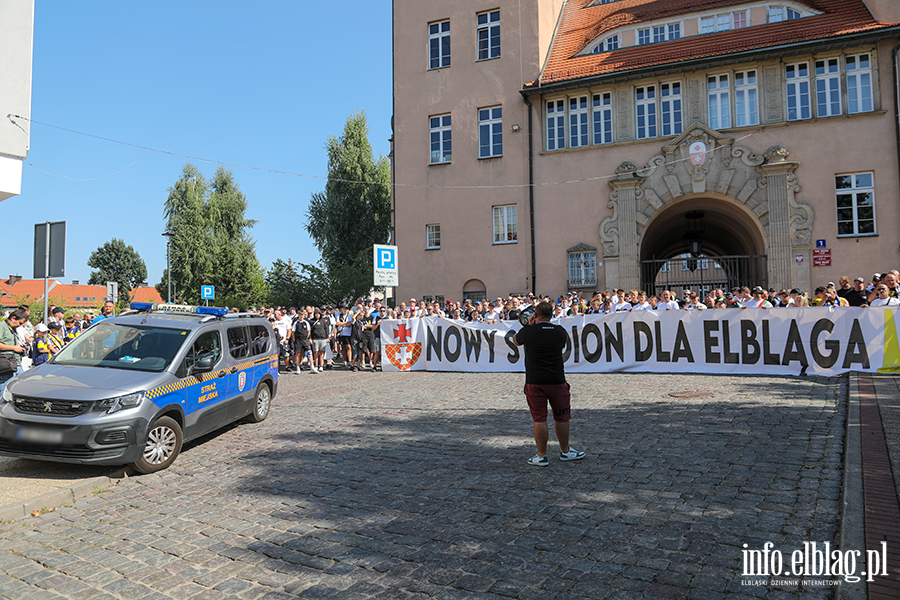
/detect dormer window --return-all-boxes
[768,6,802,23]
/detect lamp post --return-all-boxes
[162,231,174,303]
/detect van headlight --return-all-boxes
[96,392,145,414]
[1,386,12,406]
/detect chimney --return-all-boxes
[8,275,22,284]
[139,282,148,287]
[71,280,79,286]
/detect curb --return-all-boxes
[0,469,128,523]
[837,372,867,599]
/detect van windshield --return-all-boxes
[52,322,190,372]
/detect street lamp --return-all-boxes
[162,231,174,303]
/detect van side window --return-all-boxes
[227,326,248,359]
[185,330,222,371]
[248,325,270,356]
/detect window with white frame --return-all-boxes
[426,224,441,249]
[423,296,433,304]
[637,28,651,45]
[734,70,759,127]
[702,11,747,34]
[733,10,748,28]
[659,261,671,272]
[785,62,811,120]
[836,173,875,236]
[660,82,682,137]
[435,295,445,305]
[492,205,517,243]
[847,53,873,114]
[681,254,709,270]
[668,23,681,40]
[768,6,801,23]
[708,74,731,129]
[478,106,502,158]
[606,34,619,50]
[593,92,613,144]
[546,99,565,150]
[428,21,450,69]
[477,10,500,60]
[568,250,597,287]
[636,85,657,139]
[815,58,841,117]
[569,96,589,148]
[429,114,451,164]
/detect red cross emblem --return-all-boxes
[394,323,411,343]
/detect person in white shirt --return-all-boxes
[743,287,773,308]
[684,293,707,310]
[655,290,680,311]
[631,291,652,311]
[869,284,900,306]
[612,289,632,312]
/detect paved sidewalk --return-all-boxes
[0,369,890,599]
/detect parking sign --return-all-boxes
[374,245,398,286]
[201,285,215,300]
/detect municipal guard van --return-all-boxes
[0,303,279,473]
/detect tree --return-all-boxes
[163,163,267,309]
[87,238,148,308]
[304,111,391,305]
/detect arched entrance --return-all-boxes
[599,123,814,294]
[639,197,768,296]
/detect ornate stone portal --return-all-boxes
[599,123,814,292]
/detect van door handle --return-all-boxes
[217,370,227,378]
[230,367,238,374]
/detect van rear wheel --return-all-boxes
[132,416,183,473]
[248,383,271,423]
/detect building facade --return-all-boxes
[392,0,900,302]
[0,0,34,202]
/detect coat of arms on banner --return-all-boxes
[385,323,421,370]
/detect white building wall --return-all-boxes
[0,0,34,201]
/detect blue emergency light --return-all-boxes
[129,302,228,317]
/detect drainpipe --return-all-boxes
[524,97,536,295]
[893,43,900,207]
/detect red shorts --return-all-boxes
[524,383,572,423]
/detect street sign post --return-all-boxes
[374,245,398,287]
[106,281,118,303]
[201,285,215,306]
[33,221,66,323]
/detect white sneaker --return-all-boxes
[310,366,319,374]
[560,448,586,462]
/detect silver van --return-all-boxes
[0,303,278,473]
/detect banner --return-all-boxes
[380,308,900,376]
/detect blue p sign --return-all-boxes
[201,285,215,300]
[377,248,395,269]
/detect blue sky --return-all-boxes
[9,1,393,289]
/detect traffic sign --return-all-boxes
[106,281,118,302]
[374,245,398,287]
[201,285,215,300]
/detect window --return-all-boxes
[227,326,248,360]
[768,6,801,23]
[568,250,597,288]
[423,296,433,304]
[593,93,613,144]
[733,10,748,28]
[185,330,222,373]
[836,173,875,236]
[702,12,746,33]
[701,17,715,34]
[478,106,503,158]
[605,34,619,51]
[680,254,709,270]
[815,58,841,117]
[637,28,650,45]
[708,74,731,129]
[668,24,681,40]
[426,224,441,249]
[546,99,565,150]
[734,70,759,127]
[247,325,270,356]
[660,82,682,136]
[493,205,517,243]
[659,261,671,273]
[569,96,589,148]
[847,53,873,114]
[435,295,445,305]
[786,62,811,120]
[636,85,657,139]
[429,20,450,69]
[429,115,451,164]
[477,10,500,60]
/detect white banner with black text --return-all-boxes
[379,308,900,376]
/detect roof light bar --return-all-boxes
[129,302,228,317]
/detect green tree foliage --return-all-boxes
[163,164,267,310]
[87,238,148,308]
[303,111,391,305]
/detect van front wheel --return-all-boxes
[132,416,183,473]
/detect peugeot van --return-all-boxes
[0,303,278,473]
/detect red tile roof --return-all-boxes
[533,0,899,87]
[0,278,162,309]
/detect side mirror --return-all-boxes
[192,354,215,374]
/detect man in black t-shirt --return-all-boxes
[513,301,585,467]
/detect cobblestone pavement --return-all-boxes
[0,369,847,600]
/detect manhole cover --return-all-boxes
[666,390,715,399]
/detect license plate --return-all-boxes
[14,426,63,444]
